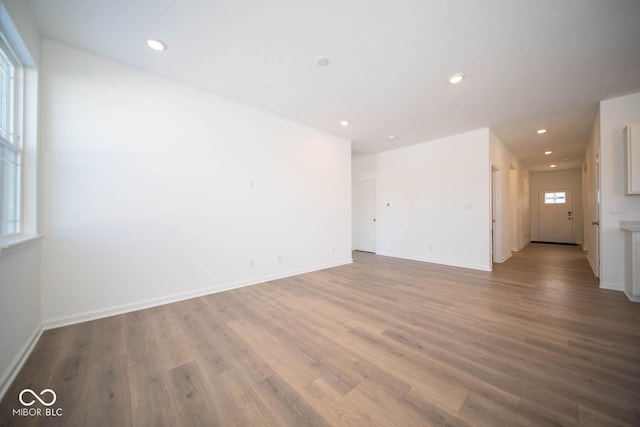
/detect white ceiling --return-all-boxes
[26,0,640,171]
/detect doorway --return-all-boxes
[491,167,500,264]
[592,151,600,276]
[354,180,376,252]
[537,188,574,243]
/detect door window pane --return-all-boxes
[544,192,566,204]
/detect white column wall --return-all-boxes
[599,91,640,290]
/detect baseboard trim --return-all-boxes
[624,290,640,303]
[600,281,624,292]
[43,259,353,330]
[586,254,599,278]
[500,253,512,263]
[514,241,531,252]
[0,322,43,402]
[375,251,492,272]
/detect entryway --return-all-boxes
[536,188,575,244]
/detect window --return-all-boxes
[0,35,21,237]
[544,191,566,204]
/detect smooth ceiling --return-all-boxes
[26,0,640,171]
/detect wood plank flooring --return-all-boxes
[1,243,640,426]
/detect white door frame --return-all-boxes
[594,149,601,276]
[354,180,376,253]
[491,167,501,264]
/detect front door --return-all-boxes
[538,189,573,243]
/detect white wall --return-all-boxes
[0,0,41,400]
[599,91,640,291]
[0,245,41,396]
[530,169,583,244]
[490,130,529,262]
[40,40,352,325]
[352,128,491,271]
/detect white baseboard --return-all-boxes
[586,254,599,278]
[0,322,43,402]
[600,281,624,292]
[43,258,353,330]
[375,251,492,272]
[624,290,640,303]
[515,241,531,252]
[500,253,512,263]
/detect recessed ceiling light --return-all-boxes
[316,57,330,67]
[537,129,547,134]
[339,120,350,127]
[388,135,396,140]
[563,156,570,161]
[448,73,464,84]
[550,164,557,168]
[146,39,167,51]
[544,150,552,155]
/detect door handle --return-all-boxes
[592,221,599,225]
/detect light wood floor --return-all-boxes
[1,243,639,426]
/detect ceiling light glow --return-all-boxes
[537,129,547,134]
[339,120,350,127]
[550,164,557,168]
[146,39,167,51]
[388,135,396,140]
[448,73,464,84]
[316,57,330,67]
[544,150,552,155]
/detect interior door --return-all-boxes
[594,154,600,275]
[355,180,376,252]
[538,189,573,243]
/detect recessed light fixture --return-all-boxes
[550,164,557,168]
[316,56,330,67]
[388,135,396,140]
[146,39,167,51]
[537,129,547,134]
[339,120,350,127]
[448,73,464,84]
[544,150,553,155]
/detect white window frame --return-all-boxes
[0,21,40,256]
[0,32,23,239]
[0,33,24,238]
